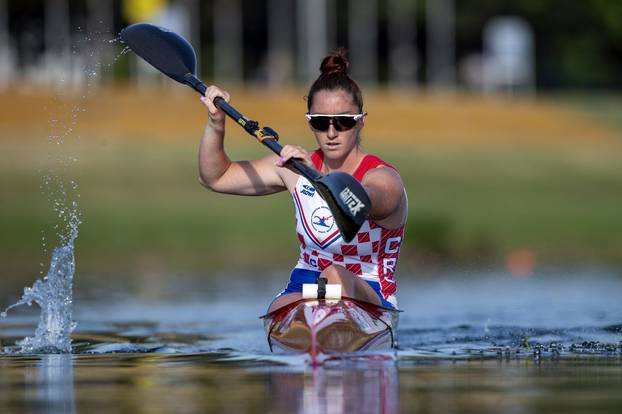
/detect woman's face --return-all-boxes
[308,89,366,162]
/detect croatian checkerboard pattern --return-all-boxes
[292,151,404,303]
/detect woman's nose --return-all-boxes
[327,120,338,138]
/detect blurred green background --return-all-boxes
[1,0,621,285]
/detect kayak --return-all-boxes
[261,298,399,362]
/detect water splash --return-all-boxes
[0,26,119,354]
[0,165,80,354]
[2,245,77,353]
[1,147,80,354]
[1,175,81,353]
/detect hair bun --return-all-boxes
[319,48,349,76]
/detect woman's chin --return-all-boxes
[323,144,341,153]
[322,145,344,159]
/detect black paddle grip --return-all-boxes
[188,75,322,185]
[261,138,322,181]
[185,76,246,121]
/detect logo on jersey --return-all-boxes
[301,184,316,197]
[311,206,335,234]
[339,187,366,216]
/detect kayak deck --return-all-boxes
[262,298,399,358]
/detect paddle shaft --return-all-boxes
[190,78,321,182]
[119,22,370,241]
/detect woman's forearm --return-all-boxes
[198,121,231,189]
[198,87,233,190]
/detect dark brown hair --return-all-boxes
[307,48,363,112]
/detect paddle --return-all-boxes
[120,23,370,242]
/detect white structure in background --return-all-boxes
[184,0,200,59]
[134,2,192,86]
[17,0,113,91]
[388,0,418,90]
[153,2,190,40]
[426,0,456,89]
[42,0,74,90]
[267,0,295,85]
[483,17,535,95]
[349,0,378,85]
[86,0,114,88]
[213,0,242,83]
[297,0,329,83]
[0,0,16,90]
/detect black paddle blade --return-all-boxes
[120,23,197,86]
[314,172,371,242]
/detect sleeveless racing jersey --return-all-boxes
[292,150,404,307]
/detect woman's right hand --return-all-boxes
[200,86,231,127]
[276,145,314,171]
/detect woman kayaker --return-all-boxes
[199,48,407,311]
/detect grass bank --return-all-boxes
[1,88,621,282]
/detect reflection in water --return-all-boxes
[1,353,622,413]
[24,355,75,414]
[270,360,399,414]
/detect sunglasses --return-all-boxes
[305,113,365,132]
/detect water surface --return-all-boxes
[1,271,621,413]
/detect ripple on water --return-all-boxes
[2,273,621,362]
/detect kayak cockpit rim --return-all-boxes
[258,296,402,320]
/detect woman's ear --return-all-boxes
[358,112,368,129]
